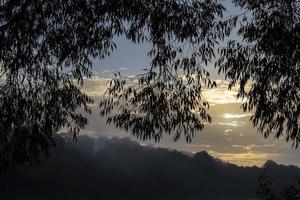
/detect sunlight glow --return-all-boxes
[208,151,279,167]
[218,121,245,127]
[223,113,252,119]
[224,129,233,135]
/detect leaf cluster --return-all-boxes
[217,0,300,147]
[0,0,238,172]
[99,0,237,142]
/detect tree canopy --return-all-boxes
[0,0,299,173]
[98,0,235,143]
[217,0,300,147]
[0,0,235,173]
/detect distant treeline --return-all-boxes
[1,136,300,200]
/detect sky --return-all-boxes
[79,77,300,167]
[71,1,300,167]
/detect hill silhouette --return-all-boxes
[1,135,300,200]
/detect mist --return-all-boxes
[1,135,300,200]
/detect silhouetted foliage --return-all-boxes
[1,0,299,174]
[0,0,99,173]
[99,1,237,142]
[258,169,300,200]
[217,0,300,146]
[3,135,300,200]
[258,169,282,200]
[0,0,238,173]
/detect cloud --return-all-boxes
[185,144,212,148]
[208,150,280,166]
[79,77,249,107]
[79,77,109,97]
[224,129,233,135]
[203,88,243,105]
[232,144,275,151]
[218,121,246,127]
[202,79,252,106]
[222,113,252,119]
[119,67,128,70]
[72,77,300,168]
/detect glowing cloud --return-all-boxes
[222,113,252,119]
[224,129,233,135]
[208,151,279,167]
[202,79,252,106]
[202,89,243,105]
[218,121,246,127]
[232,144,275,151]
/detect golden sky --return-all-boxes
[77,77,300,167]
[68,0,300,168]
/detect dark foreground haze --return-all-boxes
[1,136,300,200]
